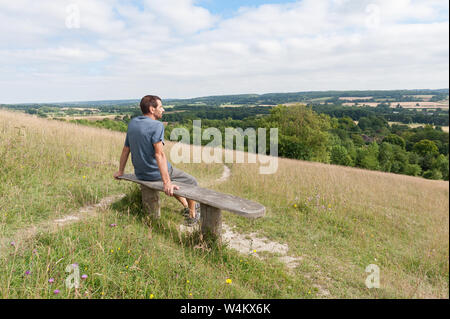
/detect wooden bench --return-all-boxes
[117,174,265,241]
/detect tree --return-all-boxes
[423,169,443,180]
[264,104,331,162]
[331,145,353,166]
[412,139,439,157]
[378,142,394,172]
[404,164,422,176]
[351,133,365,147]
[432,154,449,180]
[383,134,406,149]
[357,142,380,170]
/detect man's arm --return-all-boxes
[113,146,130,179]
[154,141,179,196]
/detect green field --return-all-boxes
[0,110,448,298]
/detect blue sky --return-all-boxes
[0,0,448,103]
[196,0,297,17]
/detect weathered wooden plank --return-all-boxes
[118,174,265,218]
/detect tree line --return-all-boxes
[163,105,449,180]
[49,103,448,180]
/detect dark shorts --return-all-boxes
[169,167,198,186]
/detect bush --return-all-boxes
[331,145,353,166]
[404,164,422,176]
[383,134,406,149]
[432,154,449,180]
[422,169,443,180]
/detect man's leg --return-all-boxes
[170,167,198,218]
[174,195,188,208]
[174,195,196,218]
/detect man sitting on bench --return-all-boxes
[113,95,200,226]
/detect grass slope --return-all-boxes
[0,109,448,298]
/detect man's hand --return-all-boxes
[164,181,179,196]
[113,171,124,180]
[115,146,130,180]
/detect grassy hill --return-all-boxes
[0,109,448,298]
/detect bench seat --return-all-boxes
[117,174,265,241]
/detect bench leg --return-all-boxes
[141,186,161,219]
[200,204,222,242]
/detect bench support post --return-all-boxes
[141,186,161,219]
[200,204,222,242]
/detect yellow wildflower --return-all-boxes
[226,279,232,284]
[150,294,154,299]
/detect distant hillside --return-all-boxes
[2,89,448,108]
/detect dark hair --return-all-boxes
[140,95,161,114]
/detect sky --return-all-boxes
[0,0,448,104]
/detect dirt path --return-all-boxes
[181,164,331,296]
[2,164,331,297]
[211,164,331,297]
[0,194,126,257]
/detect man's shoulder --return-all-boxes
[129,116,162,126]
[128,117,163,135]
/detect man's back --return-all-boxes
[125,115,172,181]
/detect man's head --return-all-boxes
[140,95,164,120]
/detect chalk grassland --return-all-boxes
[0,109,222,237]
[217,152,449,298]
[0,109,448,298]
[65,114,120,121]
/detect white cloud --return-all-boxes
[143,0,218,34]
[0,0,448,103]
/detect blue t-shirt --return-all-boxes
[124,116,172,181]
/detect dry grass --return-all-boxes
[1,109,448,298]
[209,149,449,298]
[0,109,130,235]
[388,122,449,132]
[63,114,120,121]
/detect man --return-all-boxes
[114,95,199,225]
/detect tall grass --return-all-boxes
[0,109,448,298]
[213,152,449,298]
